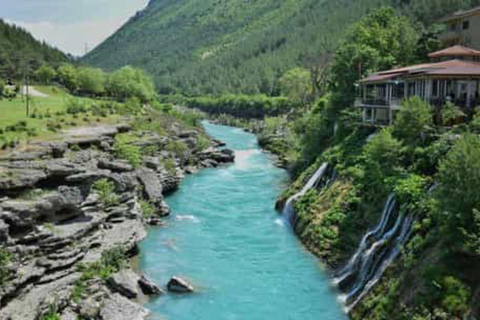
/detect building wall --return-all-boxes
[469,15,480,49]
[441,13,480,50]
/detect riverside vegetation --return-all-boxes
[171,6,480,320]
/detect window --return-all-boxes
[463,20,470,30]
[432,80,439,97]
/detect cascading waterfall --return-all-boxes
[282,162,329,224]
[346,213,414,311]
[333,195,396,286]
[334,194,415,312]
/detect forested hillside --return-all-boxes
[83,0,479,95]
[0,19,69,82]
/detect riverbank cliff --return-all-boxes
[0,115,234,320]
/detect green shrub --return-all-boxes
[440,276,470,316]
[166,140,188,157]
[114,135,142,168]
[394,97,433,144]
[39,304,60,320]
[160,158,177,175]
[362,128,403,203]
[394,174,428,210]
[46,120,62,133]
[140,200,155,218]
[0,247,12,287]
[65,98,88,115]
[92,178,119,206]
[73,247,126,302]
[437,133,480,252]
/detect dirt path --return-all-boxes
[21,86,48,98]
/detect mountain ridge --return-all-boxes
[83,0,480,95]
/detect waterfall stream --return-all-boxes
[334,194,415,312]
[282,162,329,224]
[280,161,420,314]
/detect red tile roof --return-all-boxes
[360,59,480,83]
[428,45,480,58]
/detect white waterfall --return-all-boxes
[283,162,329,225]
[334,194,415,312]
[334,195,396,285]
[346,213,414,312]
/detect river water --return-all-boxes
[139,121,347,320]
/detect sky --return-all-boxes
[0,0,149,56]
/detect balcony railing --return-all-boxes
[354,98,401,109]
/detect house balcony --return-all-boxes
[354,98,402,110]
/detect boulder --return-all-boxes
[78,297,101,318]
[0,168,47,191]
[0,218,9,242]
[45,160,84,177]
[115,123,132,133]
[65,170,110,183]
[178,130,197,138]
[167,276,194,293]
[212,139,226,147]
[109,172,138,192]
[136,168,163,206]
[158,200,170,217]
[138,275,164,295]
[99,293,149,320]
[143,157,160,171]
[107,269,140,299]
[0,186,83,229]
[60,309,78,320]
[98,160,133,172]
[158,171,181,194]
[146,217,165,226]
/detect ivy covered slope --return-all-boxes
[82,0,477,95]
[0,19,69,80]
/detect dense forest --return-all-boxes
[83,0,479,96]
[0,19,69,82]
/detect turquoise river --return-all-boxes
[139,121,347,320]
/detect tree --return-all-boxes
[77,67,106,95]
[362,128,403,202]
[107,66,156,102]
[279,68,312,107]
[394,97,433,144]
[34,64,56,84]
[300,37,333,100]
[439,101,465,127]
[57,64,78,92]
[331,7,419,109]
[437,133,480,253]
[415,24,445,62]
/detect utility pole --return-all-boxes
[25,63,30,117]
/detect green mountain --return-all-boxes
[0,19,69,81]
[83,0,478,95]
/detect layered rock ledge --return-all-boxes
[0,123,234,320]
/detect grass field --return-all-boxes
[0,86,120,148]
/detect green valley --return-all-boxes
[83,0,478,95]
[3,1,480,320]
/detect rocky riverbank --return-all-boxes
[0,120,234,320]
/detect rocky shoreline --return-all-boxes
[0,122,234,320]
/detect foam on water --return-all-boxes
[175,215,201,223]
